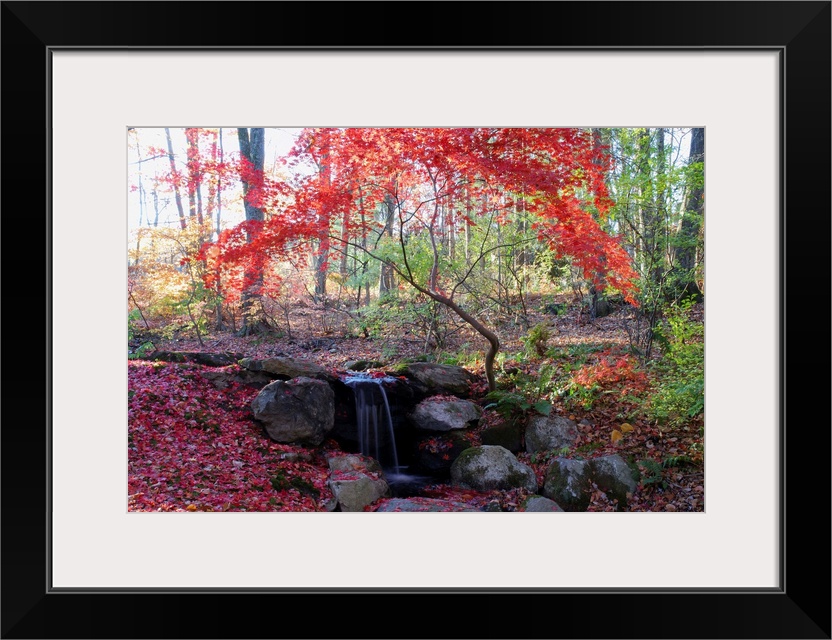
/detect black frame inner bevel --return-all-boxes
[1,2,829,638]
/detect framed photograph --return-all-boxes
[3,1,829,638]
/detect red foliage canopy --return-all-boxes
[200,127,638,303]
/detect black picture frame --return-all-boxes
[2,2,829,638]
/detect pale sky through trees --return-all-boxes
[127,126,695,240]
[127,127,301,235]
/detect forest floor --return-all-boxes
[128,292,705,513]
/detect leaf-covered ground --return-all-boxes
[128,361,335,511]
[129,295,704,512]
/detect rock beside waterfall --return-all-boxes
[251,377,335,446]
[327,454,391,512]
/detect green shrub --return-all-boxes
[128,341,155,360]
[485,363,556,418]
[648,298,704,427]
[522,322,551,357]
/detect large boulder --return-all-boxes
[525,414,579,453]
[240,356,336,382]
[395,362,478,396]
[251,377,335,446]
[541,455,636,511]
[450,445,537,493]
[409,398,482,432]
[542,458,592,511]
[149,351,243,366]
[587,455,638,508]
[327,454,391,512]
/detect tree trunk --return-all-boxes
[590,128,612,319]
[313,134,332,302]
[164,127,187,230]
[237,127,266,333]
[357,185,371,307]
[464,183,472,263]
[185,127,198,223]
[378,191,395,296]
[151,188,160,227]
[447,194,456,261]
[216,128,223,239]
[676,127,704,301]
[340,207,349,278]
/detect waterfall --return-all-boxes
[343,374,401,474]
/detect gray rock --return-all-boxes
[240,356,336,382]
[520,495,564,512]
[251,377,335,446]
[327,454,390,512]
[200,368,272,390]
[374,498,481,512]
[587,454,638,507]
[343,359,385,372]
[525,414,579,453]
[450,445,537,493]
[409,398,482,431]
[149,351,243,366]
[542,458,592,511]
[327,453,384,475]
[396,362,478,396]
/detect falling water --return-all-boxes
[343,374,401,473]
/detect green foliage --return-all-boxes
[127,308,142,339]
[558,380,600,411]
[575,441,602,457]
[662,454,693,468]
[648,298,704,427]
[637,454,694,488]
[532,400,553,416]
[541,299,569,316]
[128,342,155,360]
[483,390,533,418]
[486,363,556,418]
[352,293,449,349]
[547,342,607,363]
[435,344,479,369]
[128,309,156,359]
[352,296,400,339]
[638,458,665,486]
[534,250,571,286]
[522,322,551,357]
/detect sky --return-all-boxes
[127,127,301,237]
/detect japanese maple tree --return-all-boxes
[203,128,638,390]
